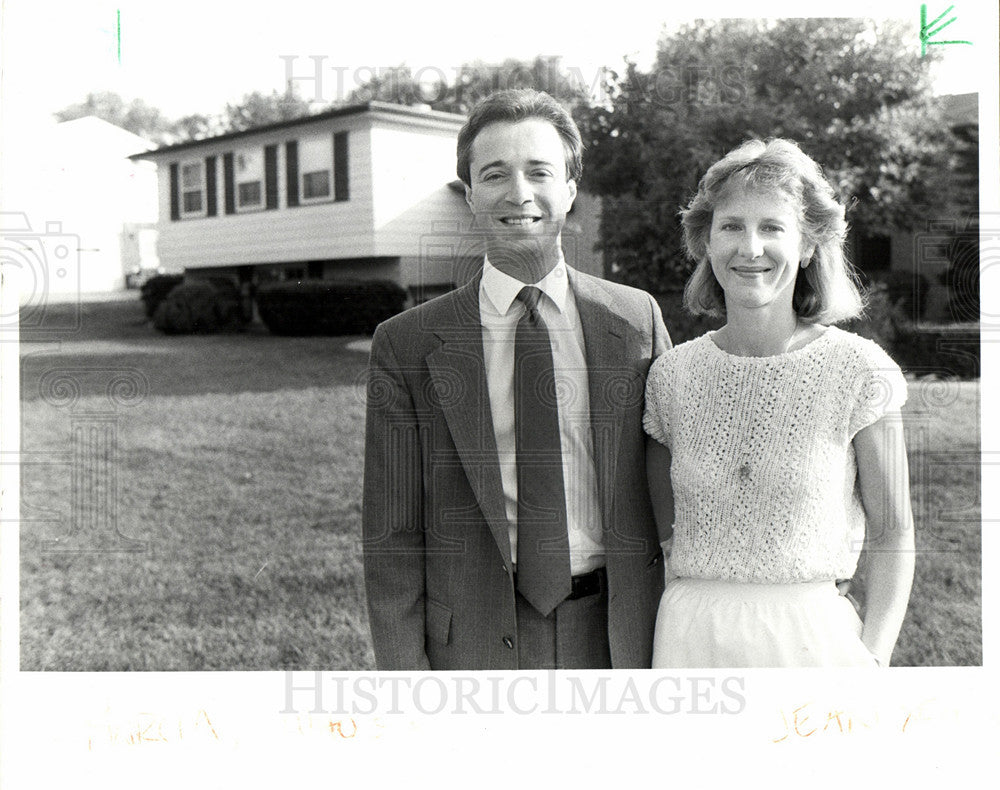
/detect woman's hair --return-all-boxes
[681,138,864,324]
[456,89,583,187]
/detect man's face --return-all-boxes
[464,119,577,277]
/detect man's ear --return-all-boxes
[464,183,474,211]
[566,178,578,209]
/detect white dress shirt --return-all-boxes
[479,256,605,575]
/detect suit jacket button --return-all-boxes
[502,636,514,650]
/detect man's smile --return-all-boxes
[499,215,542,226]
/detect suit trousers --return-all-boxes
[515,586,612,669]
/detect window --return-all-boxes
[298,136,333,203]
[180,162,204,216]
[238,181,262,206]
[303,170,330,199]
[235,150,264,210]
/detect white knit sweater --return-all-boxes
[643,326,907,583]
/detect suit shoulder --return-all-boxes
[575,271,653,300]
[375,284,476,338]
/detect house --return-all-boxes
[5,116,160,294]
[131,102,604,304]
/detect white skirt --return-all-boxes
[651,577,880,668]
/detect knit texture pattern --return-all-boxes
[643,326,907,583]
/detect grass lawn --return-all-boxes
[17,298,982,669]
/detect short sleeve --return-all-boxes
[643,352,675,447]
[848,340,908,438]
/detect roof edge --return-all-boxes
[130,101,466,160]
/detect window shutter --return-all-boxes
[169,162,180,220]
[265,144,279,210]
[205,156,217,216]
[334,131,349,202]
[223,153,235,214]
[285,140,299,207]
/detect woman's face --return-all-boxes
[707,186,815,313]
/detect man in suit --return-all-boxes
[362,89,670,670]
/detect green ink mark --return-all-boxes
[920,4,973,57]
[116,9,121,65]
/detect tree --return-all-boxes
[576,18,969,292]
[344,65,432,106]
[344,56,593,115]
[54,91,173,142]
[442,57,592,114]
[167,112,228,143]
[223,82,314,132]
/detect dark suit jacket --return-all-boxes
[362,267,670,670]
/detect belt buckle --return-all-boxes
[569,567,605,600]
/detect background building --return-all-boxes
[3,116,160,295]
[132,102,604,304]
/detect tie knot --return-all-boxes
[517,286,543,313]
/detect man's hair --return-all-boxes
[456,89,583,187]
[681,138,864,324]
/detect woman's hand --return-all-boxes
[662,536,678,587]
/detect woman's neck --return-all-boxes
[716,305,803,357]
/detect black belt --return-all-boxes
[515,566,607,602]
[568,566,607,600]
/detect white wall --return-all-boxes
[368,116,466,259]
[153,115,377,270]
[4,116,159,294]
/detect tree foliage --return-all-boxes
[223,84,314,132]
[55,83,316,144]
[54,91,173,142]
[345,56,593,114]
[168,112,228,143]
[576,18,971,292]
[55,57,593,145]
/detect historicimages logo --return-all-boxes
[0,212,82,340]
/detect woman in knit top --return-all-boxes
[643,138,914,667]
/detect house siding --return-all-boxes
[368,117,467,259]
[139,103,602,291]
[153,116,377,270]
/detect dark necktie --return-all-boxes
[514,286,571,616]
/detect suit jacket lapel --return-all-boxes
[570,270,629,533]
[425,275,512,565]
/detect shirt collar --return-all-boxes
[481,254,570,316]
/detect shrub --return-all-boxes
[845,283,979,379]
[844,281,902,350]
[891,324,980,379]
[255,280,407,336]
[153,280,246,334]
[864,270,930,323]
[140,274,184,318]
[205,277,252,323]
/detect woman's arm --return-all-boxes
[853,412,915,666]
[646,436,676,584]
